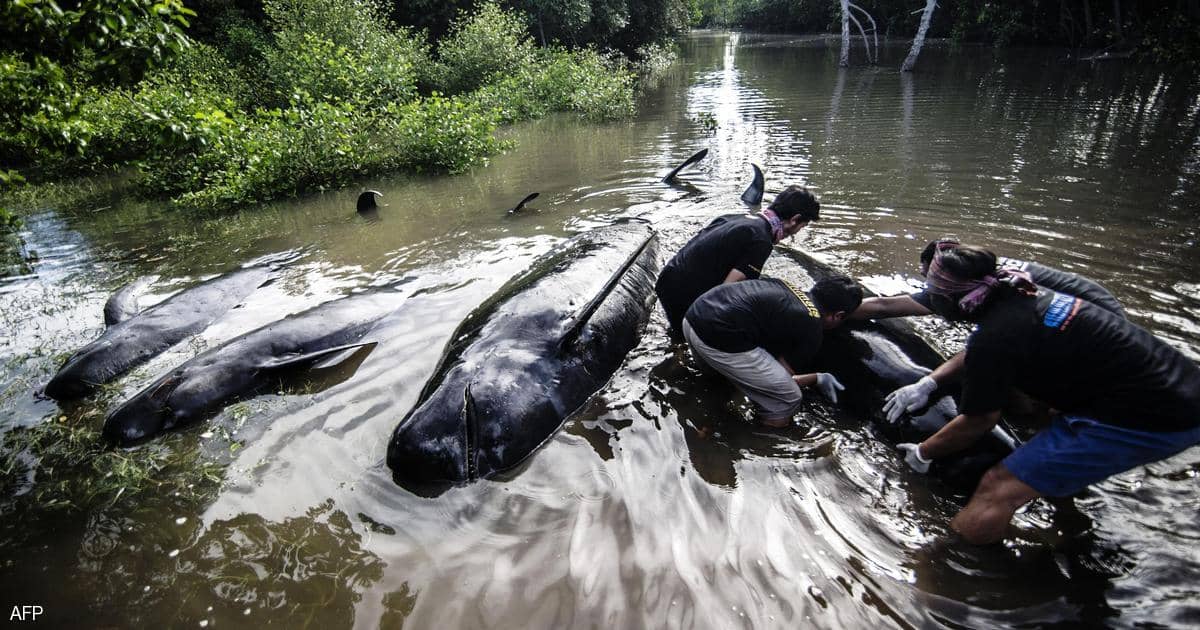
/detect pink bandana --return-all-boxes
[925,242,1036,314]
[759,209,785,242]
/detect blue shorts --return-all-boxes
[1004,415,1200,497]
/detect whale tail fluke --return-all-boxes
[662,148,708,183]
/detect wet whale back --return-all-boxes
[45,266,272,400]
[102,290,405,444]
[388,223,660,489]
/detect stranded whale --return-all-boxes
[45,266,275,401]
[387,221,660,490]
[102,289,409,445]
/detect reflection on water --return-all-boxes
[2,31,1199,627]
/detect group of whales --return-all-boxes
[43,153,1018,493]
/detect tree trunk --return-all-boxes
[1111,0,1122,39]
[901,0,938,72]
[1083,0,1093,40]
[839,0,850,67]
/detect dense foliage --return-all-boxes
[382,0,693,55]
[0,0,643,213]
[693,0,1200,63]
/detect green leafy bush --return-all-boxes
[266,31,420,107]
[472,47,635,124]
[432,2,537,95]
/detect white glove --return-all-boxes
[897,443,932,474]
[882,375,938,423]
[815,372,845,404]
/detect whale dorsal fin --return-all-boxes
[103,276,154,326]
[662,148,708,183]
[557,231,656,353]
[740,163,764,205]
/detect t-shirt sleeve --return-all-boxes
[910,290,933,310]
[1026,262,1126,319]
[960,329,1017,416]
[732,228,773,280]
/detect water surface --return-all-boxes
[2,31,1199,628]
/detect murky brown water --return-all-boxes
[3,31,1200,628]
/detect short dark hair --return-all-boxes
[810,275,863,315]
[768,185,820,222]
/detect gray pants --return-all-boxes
[683,319,803,423]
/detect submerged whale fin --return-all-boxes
[506,192,539,215]
[557,231,657,353]
[259,341,378,371]
[103,276,155,326]
[662,148,708,183]
[740,163,764,205]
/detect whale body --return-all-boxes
[45,267,274,401]
[388,221,660,490]
[103,290,407,445]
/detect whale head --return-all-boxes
[102,371,189,445]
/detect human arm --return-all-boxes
[849,295,934,320]
[723,268,749,284]
[908,410,1004,461]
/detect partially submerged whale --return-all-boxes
[103,289,408,445]
[388,221,660,489]
[45,267,275,401]
[772,246,1019,489]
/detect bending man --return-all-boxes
[682,275,862,427]
[897,243,1200,544]
[656,185,821,337]
[851,238,1126,421]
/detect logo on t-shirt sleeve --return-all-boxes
[997,257,1030,272]
[1043,292,1081,330]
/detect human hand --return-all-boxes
[882,375,938,423]
[815,372,844,404]
[897,443,931,473]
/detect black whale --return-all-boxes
[387,221,660,489]
[45,266,273,401]
[103,290,407,445]
[772,246,1019,489]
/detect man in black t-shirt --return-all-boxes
[896,243,1200,544]
[682,275,863,427]
[656,185,821,336]
[851,238,1127,421]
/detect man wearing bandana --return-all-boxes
[851,238,1127,422]
[896,243,1200,544]
[655,185,820,338]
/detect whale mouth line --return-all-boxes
[463,383,478,481]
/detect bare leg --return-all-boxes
[951,463,1042,545]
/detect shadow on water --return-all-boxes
[2,30,1200,628]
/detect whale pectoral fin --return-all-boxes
[260,342,379,371]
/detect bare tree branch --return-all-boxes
[901,0,938,72]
